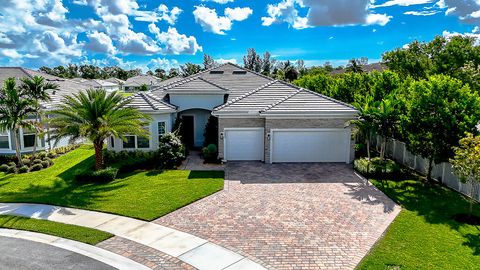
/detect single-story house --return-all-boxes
[108,63,358,164]
[0,67,88,154]
[123,75,162,92]
[71,78,120,92]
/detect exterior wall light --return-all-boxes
[220,132,224,140]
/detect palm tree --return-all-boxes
[351,98,376,159]
[21,76,59,155]
[0,78,35,165]
[49,89,151,170]
[372,94,399,161]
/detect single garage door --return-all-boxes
[224,128,264,161]
[271,129,350,163]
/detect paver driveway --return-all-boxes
[156,163,400,270]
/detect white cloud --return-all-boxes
[373,0,434,8]
[0,49,23,59]
[261,0,391,29]
[147,58,179,70]
[442,0,480,24]
[193,6,232,35]
[118,31,160,55]
[225,7,253,21]
[215,58,237,64]
[442,29,480,44]
[86,31,116,54]
[149,24,202,55]
[201,0,234,4]
[404,10,440,15]
[134,4,182,25]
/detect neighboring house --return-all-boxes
[124,75,161,92]
[109,63,358,164]
[71,78,120,92]
[105,77,125,91]
[0,67,88,154]
[330,62,387,75]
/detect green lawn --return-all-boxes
[358,176,480,270]
[0,215,112,244]
[0,145,224,221]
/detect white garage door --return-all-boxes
[225,128,264,161]
[271,129,350,163]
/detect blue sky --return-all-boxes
[0,0,479,71]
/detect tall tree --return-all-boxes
[451,133,480,217]
[351,97,377,159]
[261,51,274,76]
[0,78,35,165]
[405,75,480,181]
[243,48,262,72]
[180,63,202,77]
[154,68,166,80]
[49,89,150,170]
[371,94,400,161]
[168,68,179,78]
[203,54,216,70]
[346,59,364,73]
[20,76,59,155]
[383,40,431,79]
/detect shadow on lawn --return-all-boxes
[0,154,127,208]
[188,170,224,179]
[344,180,397,213]
[373,176,480,255]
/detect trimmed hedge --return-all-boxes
[354,157,401,178]
[75,167,119,183]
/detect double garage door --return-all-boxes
[224,128,350,163]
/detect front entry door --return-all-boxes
[182,115,195,149]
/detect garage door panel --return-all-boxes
[271,129,349,163]
[225,129,264,161]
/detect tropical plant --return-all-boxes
[351,97,377,159]
[20,76,59,155]
[451,133,480,217]
[405,75,480,181]
[49,89,151,170]
[371,94,400,161]
[0,78,35,166]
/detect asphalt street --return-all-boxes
[0,236,116,270]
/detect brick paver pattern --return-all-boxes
[97,236,197,270]
[155,163,400,270]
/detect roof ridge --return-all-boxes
[260,89,302,113]
[196,77,230,92]
[213,80,279,111]
[153,63,231,90]
[139,92,157,110]
[144,92,177,110]
[223,62,275,81]
[274,79,358,110]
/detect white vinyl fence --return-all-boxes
[371,136,480,202]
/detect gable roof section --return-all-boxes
[126,92,177,113]
[151,63,273,100]
[162,77,229,95]
[124,75,161,87]
[213,80,298,115]
[261,87,358,117]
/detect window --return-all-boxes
[123,136,135,148]
[209,70,224,74]
[137,137,150,148]
[157,122,166,141]
[110,136,115,148]
[232,70,247,75]
[23,127,35,148]
[0,132,9,149]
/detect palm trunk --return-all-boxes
[14,129,23,166]
[32,112,39,156]
[366,137,371,160]
[94,140,104,171]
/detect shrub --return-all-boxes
[0,164,9,172]
[41,160,50,168]
[18,165,29,173]
[22,158,31,166]
[7,166,17,174]
[47,151,57,158]
[158,133,185,169]
[202,144,218,163]
[75,167,118,183]
[354,157,400,178]
[44,157,53,166]
[32,159,42,165]
[7,161,16,167]
[30,163,44,171]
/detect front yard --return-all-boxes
[0,145,224,221]
[358,175,480,269]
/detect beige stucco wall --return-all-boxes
[218,117,265,160]
[264,118,352,163]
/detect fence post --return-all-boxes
[441,163,446,184]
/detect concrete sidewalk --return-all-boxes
[0,203,266,270]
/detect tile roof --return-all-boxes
[0,67,88,110]
[161,77,229,94]
[125,92,177,112]
[124,75,161,86]
[105,77,126,85]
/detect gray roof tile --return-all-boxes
[126,92,176,112]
